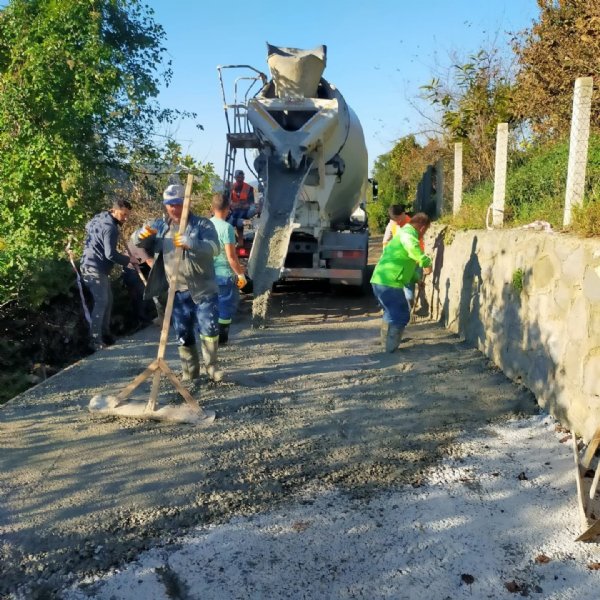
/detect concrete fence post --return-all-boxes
[453,142,463,215]
[564,77,594,227]
[492,123,509,228]
[435,158,444,218]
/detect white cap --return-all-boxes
[163,184,185,205]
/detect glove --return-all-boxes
[236,274,247,289]
[138,225,157,240]
[173,232,191,249]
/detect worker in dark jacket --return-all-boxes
[80,198,132,351]
[132,184,223,382]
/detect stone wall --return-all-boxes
[421,226,600,441]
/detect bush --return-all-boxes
[506,140,569,228]
[366,200,390,234]
[440,181,492,230]
[571,200,600,237]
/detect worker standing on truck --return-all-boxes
[371,212,432,353]
[209,193,247,345]
[80,198,133,352]
[227,169,256,247]
[132,184,223,383]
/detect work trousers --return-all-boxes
[227,205,256,229]
[371,283,411,329]
[82,268,113,341]
[215,275,240,325]
[171,290,219,347]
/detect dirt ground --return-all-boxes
[0,239,538,599]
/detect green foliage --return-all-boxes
[0,0,193,307]
[511,268,524,294]
[449,135,600,234]
[366,199,389,234]
[442,225,456,246]
[444,180,493,230]
[421,49,517,186]
[369,135,446,232]
[503,140,569,228]
[122,142,218,242]
[371,136,417,208]
[571,200,600,237]
[514,0,600,137]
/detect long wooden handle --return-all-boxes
[146,173,194,411]
[155,173,194,362]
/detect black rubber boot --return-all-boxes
[218,323,230,345]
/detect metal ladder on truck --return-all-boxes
[217,65,267,193]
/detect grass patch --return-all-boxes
[571,197,600,238]
[448,135,600,237]
[511,269,524,294]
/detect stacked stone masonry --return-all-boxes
[422,226,600,442]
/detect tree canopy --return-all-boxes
[0,0,188,306]
[421,49,516,185]
[514,0,600,137]
[373,0,600,234]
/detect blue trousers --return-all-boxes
[216,275,240,325]
[371,283,411,329]
[404,267,423,304]
[171,291,219,346]
[82,269,113,340]
[227,206,256,229]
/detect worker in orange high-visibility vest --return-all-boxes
[227,170,257,247]
[382,204,410,248]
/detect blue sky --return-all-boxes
[149,0,540,178]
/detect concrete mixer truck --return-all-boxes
[218,44,369,324]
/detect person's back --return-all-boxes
[81,211,127,275]
[210,215,235,279]
[210,193,247,344]
[373,224,429,289]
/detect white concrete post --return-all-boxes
[492,123,509,228]
[564,77,594,227]
[453,142,463,215]
[435,158,444,218]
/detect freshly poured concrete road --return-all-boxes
[0,279,538,599]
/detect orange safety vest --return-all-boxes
[383,215,410,248]
[230,182,252,207]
